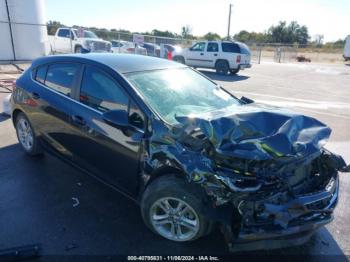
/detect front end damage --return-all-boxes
[144,104,349,251]
[215,150,343,251]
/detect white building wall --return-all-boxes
[0,0,15,60]
[0,0,49,61]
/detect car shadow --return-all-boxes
[238,228,347,260]
[199,69,250,82]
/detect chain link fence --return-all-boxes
[248,43,343,64]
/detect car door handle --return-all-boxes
[72,115,86,126]
[200,53,204,55]
[214,54,218,56]
[32,92,40,100]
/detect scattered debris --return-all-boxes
[297,55,311,62]
[72,197,80,208]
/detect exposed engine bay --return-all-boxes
[143,103,349,251]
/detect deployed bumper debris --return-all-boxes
[142,103,349,251]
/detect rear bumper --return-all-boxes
[223,174,339,252]
[239,64,252,69]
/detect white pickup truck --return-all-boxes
[172,41,251,75]
[49,28,112,54]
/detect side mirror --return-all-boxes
[241,96,254,104]
[102,110,129,129]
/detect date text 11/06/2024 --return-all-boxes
[127,256,220,261]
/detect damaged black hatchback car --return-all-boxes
[11,54,349,251]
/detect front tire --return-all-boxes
[173,56,185,64]
[15,113,42,156]
[215,60,229,75]
[75,46,82,53]
[141,175,212,242]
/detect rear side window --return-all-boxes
[207,43,218,52]
[58,29,70,38]
[221,43,240,53]
[34,66,47,84]
[238,43,250,54]
[80,66,129,112]
[45,63,79,96]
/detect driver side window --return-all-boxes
[190,42,206,52]
[80,66,128,113]
[80,66,145,129]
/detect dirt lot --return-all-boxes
[0,61,349,260]
[253,50,346,63]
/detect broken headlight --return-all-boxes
[216,175,262,193]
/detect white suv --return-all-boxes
[173,41,251,75]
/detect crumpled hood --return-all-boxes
[175,103,331,161]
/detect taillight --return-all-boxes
[167,51,173,60]
[236,55,241,64]
[12,80,16,92]
[127,48,135,52]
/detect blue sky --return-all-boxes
[45,0,349,42]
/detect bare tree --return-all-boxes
[181,25,192,39]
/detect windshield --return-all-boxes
[73,29,98,39]
[125,68,241,124]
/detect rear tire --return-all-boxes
[15,113,42,156]
[215,60,229,75]
[141,175,213,242]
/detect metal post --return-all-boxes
[118,32,121,53]
[258,46,262,64]
[69,27,73,53]
[227,4,232,40]
[5,0,16,60]
[153,36,156,56]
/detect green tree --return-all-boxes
[202,32,221,40]
[47,21,65,35]
[268,21,309,44]
[234,30,270,43]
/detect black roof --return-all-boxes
[32,53,186,74]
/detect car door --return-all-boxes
[185,42,208,67]
[29,62,82,160]
[55,29,72,53]
[221,42,241,69]
[68,65,145,195]
[205,42,219,68]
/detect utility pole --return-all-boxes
[227,3,233,40]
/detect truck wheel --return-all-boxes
[215,60,229,75]
[173,56,185,64]
[15,112,43,156]
[230,68,240,75]
[75,46,82,53]
[141,175,213,242]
